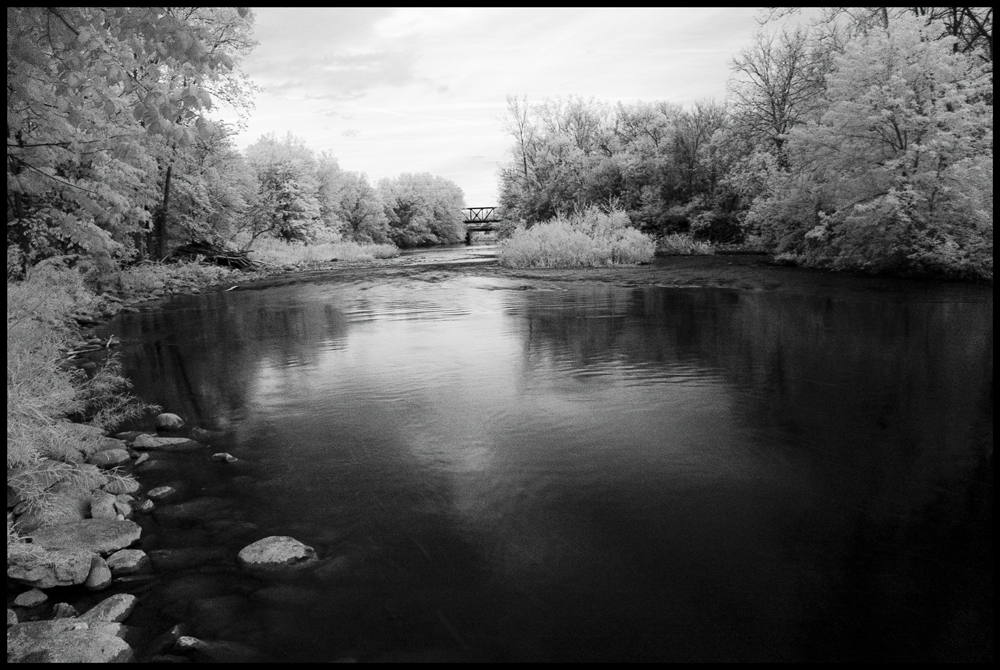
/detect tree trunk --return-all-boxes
[153,162,173,259]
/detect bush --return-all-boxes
[243,236,399,267]
[657,233,714,255]
[498,207,655,268]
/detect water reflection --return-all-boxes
[104,272,992,662]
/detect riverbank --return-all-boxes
[7,249,991,661]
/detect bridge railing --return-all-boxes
[462,207,500,224]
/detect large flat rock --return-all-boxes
[7,546,95,588]
[7,619,134,663]
[29,518,141,555]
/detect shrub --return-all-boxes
[8,260,149,544]
[657,233,714,255]
[243,236,399,267]
[498,207,655,268]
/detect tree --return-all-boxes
[243,133,322,247]
[328,171,391,244]
[748,15,993,277]
[7,7,257,267]
[378,173,466,248]
[728,26,831,160]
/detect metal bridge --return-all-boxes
[462,207,501,243]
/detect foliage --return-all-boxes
[657,233,715,256]
[498,207,655,268]
[320,167,391,244]
[116,259,237,298]
[377,173,467,248]
[8,260,153,544]
[242,235,399,267]
[243,133,324,246]
[749,15,993,278]
[7,8,258,266]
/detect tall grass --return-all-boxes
[7,257,148,543]
[498,207,655,268]
[657,233,715,255]
[240,235,399,267]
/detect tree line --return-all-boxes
[7,7,467,278]
[498,8,992,278]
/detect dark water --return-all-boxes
[99,258,992,662]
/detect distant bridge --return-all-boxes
[462,207,501,243]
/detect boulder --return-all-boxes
[90,490,119,519]
[211,452,238,463]
[29,518,141,555]
[51,602,79,618]
[81,593,137,623]
[7,620,134,663]
[85,555,113,591]
[8,545,95,588]
[8,608,18,627]
[133,434,202,451]
[77,436,128,458]
[87,448,131,468]
[155,413,185,431]
[237,536,318,577]
[13,588,48,607]
[106,549,149,575]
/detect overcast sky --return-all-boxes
[216,7,793,206]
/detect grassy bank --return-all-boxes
[6,256,245,552]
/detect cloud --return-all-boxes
[341,129,359,138]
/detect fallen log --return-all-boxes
[169,240,258,270]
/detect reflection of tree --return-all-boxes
[112,288,351,430]
[517,284,993,660]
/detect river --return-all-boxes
[97,247,993,662]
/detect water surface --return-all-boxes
[102,257,992,662]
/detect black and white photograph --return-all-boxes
[7,7,992,663]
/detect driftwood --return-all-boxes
[170,240,258,270]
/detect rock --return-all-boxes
[190,427,222,442]
[14,588,48,607]
[90,490,119,519]
[211,452,238,463]
[87,448,131,468]
[51,602,79,618]
[106,549,149,575]
[133,434,203,451]
[114,430,145,443]
[7,546,95,588]
[85,555,113,590]
[132,452,150,466]
[146,623,190,657]
[137,499,155,513]
[113,499,132,518]
[175,636,268,663]
[7,620,134,663]
[156,413,185,431]
[147,485,179,501]
[7,608,17,627]
[81,593,137,623]
[237,536,318,577]
[149,546,228,571]
[12,481,92,533]
[102,477,140,494]
[77,436,128,458]
[29,518,141,555]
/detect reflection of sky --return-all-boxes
[242,277,758,582]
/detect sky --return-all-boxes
[215,7,796,206]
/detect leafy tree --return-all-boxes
[7,7,257,268]
[243,133,323,247]
[377,173,466,248]
[749,15,993,277]
[324,169,391,244]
